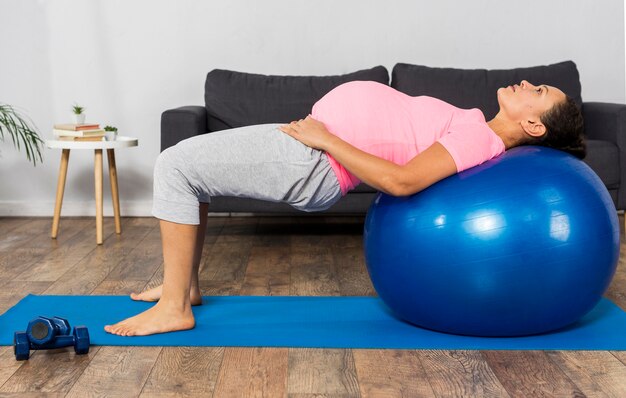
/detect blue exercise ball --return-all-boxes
[364,146,620,337]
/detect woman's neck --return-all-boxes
[487,116,521,150]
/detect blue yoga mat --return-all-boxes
[1,295,626,350]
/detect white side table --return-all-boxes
[46,136,139,244]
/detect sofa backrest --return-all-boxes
[390,61,582,120]
[204,61,582,130]
[204,66,389,132]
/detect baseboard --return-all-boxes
[0,200,254,218]
[0,200,153,217]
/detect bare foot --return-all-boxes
[104,302,195,336]
[131,284,203,306]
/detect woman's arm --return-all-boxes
[323,134,407,195]
[392,142,458,195]
[324,135,458,196]
[279,116,458,196]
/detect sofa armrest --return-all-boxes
[582,102,626,146]
[160,106,207,152]
[582,102,626,210]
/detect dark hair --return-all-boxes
[523,96,586,159]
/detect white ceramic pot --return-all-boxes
[105,131,118,141]
[74,113,85,125]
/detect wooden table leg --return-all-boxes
[51,149,70,239]
[107,149,121,234]
[95,149,103,245]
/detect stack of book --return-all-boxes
[53,124,106,141]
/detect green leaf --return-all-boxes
[0,103,44,166]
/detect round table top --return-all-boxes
[46,136,139,149]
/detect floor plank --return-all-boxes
[202,217,228,244]
[0,217,34,239]
[606,241,626,310]
[606,271,626,310]
[214,217,258,245]
[0,347,25,389]
[10,218,97,282]
[0,247,51,281]
[91,279,150,296]
[199,241,254,285]
[0,346,101,394]
[331,245,375,296]
[42,218,154,295]
[104,221,162,281]
[483,350,584,397]
[420,350,510,397]
[611,350,626,366]
[287,348,359,397]
[0,217,95,283]
[140,347,224,397]
[240,246,291,296]
[0,218,50,252]
[0,280,53,315]
[546,350,626,397]
[65,346,161,397]
[213,347,288,397]
[353,349,436,397]
[290,246,340,296]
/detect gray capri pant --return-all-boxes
[152,123,343,225]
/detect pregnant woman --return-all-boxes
[104,79,585,336]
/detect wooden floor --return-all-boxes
[1,215,626,397]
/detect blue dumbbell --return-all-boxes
[14,316,90,360]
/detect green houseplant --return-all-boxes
[104,125,118,141]
[0,103,44,166]
[72,103,85,124]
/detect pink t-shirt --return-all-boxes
[311,81,506,195]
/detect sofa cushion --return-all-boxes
[204,66,389,132]
[352,183,377,193]
[390,61,582,120]
[583,139,620,189]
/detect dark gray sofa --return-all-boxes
[161,61,626,214]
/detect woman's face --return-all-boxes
[496,80,566,124]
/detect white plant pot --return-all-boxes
[105,131,118,141]
[74,113,85,125]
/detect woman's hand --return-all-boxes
[278,115,335,151]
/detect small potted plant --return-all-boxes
[72,103,85,125]
[104,125,118,141]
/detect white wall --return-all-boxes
[1,0,624,217]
